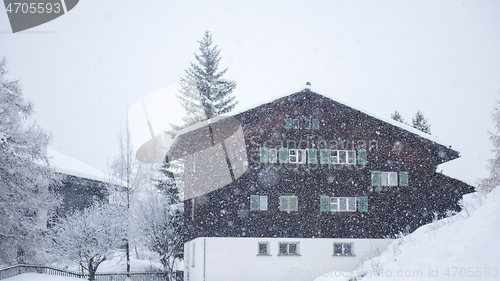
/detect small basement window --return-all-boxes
[258,242,270,255]
[333,242,354,256]
[278,242,300,256]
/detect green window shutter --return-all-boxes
[260,147,269,163]
[312,119,320,130]
[285,118,293,129]
[320,196,330,212]
[371,171,381,186]
[320,149,330,164]
[250,195,260,211]
[399,171,409,187]
[279,196,289,211]
[279,148,289,163]
[358,196,368,212]
[307,149,317,164]
[289,196,298,211]
[357,149,367,166]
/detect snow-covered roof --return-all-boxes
[47,149,111,183]
[232,86,455,150]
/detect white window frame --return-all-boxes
[381,172,398,186]
[278,242,300,256]
[289,149,307,164]
[333,242,354,256]
[329,150,356,165]
[330,197,357,212]
[269,148,277,163]
[258,241,270,256]
[259,195,268,211]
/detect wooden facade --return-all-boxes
[183,89,474,242]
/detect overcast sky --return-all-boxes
[1,0,499,185]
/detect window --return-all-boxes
[279,195,298,212]
[258,242,270,255]
[303,119,311,129]
[278,242,299,255]
[330,197,357,212]
[292,119,300,129]
[321,196,367,212]
[285,118,293,129]
[289,149,306,164]
[333,242,354,256]
[381,172,398,186]
[259,148,279,163]
[269,148,277,163]
[372,171,407,187]
[250,195,268,211]
[329,150,356,164]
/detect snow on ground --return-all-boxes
[2,273,82,281]
[315,186,500,281]
[96,252,163,273]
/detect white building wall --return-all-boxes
[184,237,392,281]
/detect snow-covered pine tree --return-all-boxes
[412,110,431,134]
[0,58,60,264]
[391,110,407,124]
[178,31,237,126]
[479,97,500,194]
[52,203,126,281]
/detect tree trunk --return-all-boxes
[88,259,95,281]
[126,239,130,277]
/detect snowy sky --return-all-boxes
[1,0,499,185]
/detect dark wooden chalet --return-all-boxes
[183,89,474,242]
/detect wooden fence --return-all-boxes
[0,264,183,281]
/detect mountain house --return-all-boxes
[166,88,474,281]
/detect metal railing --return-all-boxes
[0,264,182,281]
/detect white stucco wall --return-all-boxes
[184,237,392,281]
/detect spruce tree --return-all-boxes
[391,110,406,124]
[391,110,432,135]
[479,97,500,193]
[412,110,431,134]
[178,31,237,126]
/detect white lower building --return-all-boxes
[184,237,392,281]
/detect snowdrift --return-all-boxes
[315,186,500,281]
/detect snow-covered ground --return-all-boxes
[315,186,500,281]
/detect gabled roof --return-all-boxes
[234,87,453,148]
[233,87,459,164]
